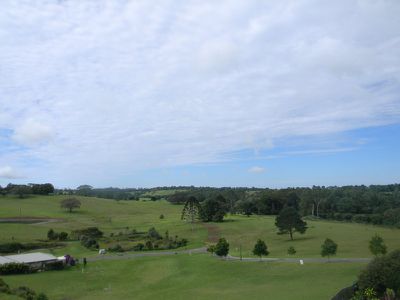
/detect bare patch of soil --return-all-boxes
[201,223,220,243]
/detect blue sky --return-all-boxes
[0,1,399,188]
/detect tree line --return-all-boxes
[169,184,400,227]
[0,183,54,198]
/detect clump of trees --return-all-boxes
[0,183,54,198]
[60,197,81,213]
[47,229,68,241]
[275,207,307,240]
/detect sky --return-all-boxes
[0,0,400,189]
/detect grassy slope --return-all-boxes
[218,215,400,258]
[4,254,363,300]
[0,195,206,257]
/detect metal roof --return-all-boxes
[0,252,58,265]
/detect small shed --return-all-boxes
[0,252,59,268]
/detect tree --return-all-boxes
[287,246,296,255]
[275,207,307,240]
[252,239,269,261]
[321,238,338,259]
[181,196,201,230]
[215,238,229,257]
[369,234,387,256]
[47,229,57,240]
[60,198,81,213]
[200,195,228,222]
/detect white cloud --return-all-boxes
[0,1,399,185]
[0,166,23,179]
[13,119,54,146]
[248,166,265,174]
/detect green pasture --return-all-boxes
[3,254,364,300]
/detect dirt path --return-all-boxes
[201,222,220,243]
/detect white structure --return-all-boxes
[0,252,59,268]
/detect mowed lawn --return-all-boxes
[4,254,364,300]
[217,215,400,258]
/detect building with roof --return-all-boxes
[0,252,59,268]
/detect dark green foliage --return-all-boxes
[207,244,216,255]
[12,286,36,299]
[145,240,153,250]
[108,244,124,252]
[60,197,81,213]
[0,242,64,254]
[215,238,229,257]
[0,278,49,300]
[252,239,269,260]
[80,236,99,249]
[44,261,64,270]
[369,234,387,256]
[71,227,103,239]
[35,293,49,300]
[275,207,307,240]
[159,214,164,219]
[287,246,296,255]
[200,195,228,222]
[58,232,68,241]
[358,250,400,297]
[321,238,338,258]
[47,229,56,240]
[133,243,144,251]
[30,183,54,195]
[235,199,256,216]
[0,263,33,275]
[148,227,162,240]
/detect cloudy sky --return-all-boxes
[1,0,400,188]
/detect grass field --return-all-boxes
[4,254,364,300]
[0,195,399,299]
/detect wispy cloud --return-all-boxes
[0,1,399,185]
[248,166,266,174]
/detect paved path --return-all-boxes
[87,247,207,262]
[226,255,371,263]
[87,247,371,264]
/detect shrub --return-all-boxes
[133,243,144,251]
[108,244,124,252]
[358,249,400,297]
[159,214,165,219]
[0,278,11,293]
[0,263,33,275]
[58,232,68,241]
[12,286,36,299]
[145,241,153,250]
[215,238,229,257]
[148,227,161,240]
[287,246,296,255]
[44,261,64,271]
[71,227,103,239]
[80,236,99,249]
